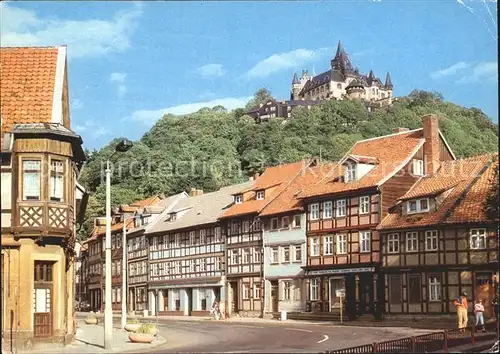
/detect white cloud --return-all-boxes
[197,64,225,78]
[246,48,329,79]
[456,61,498,84]
[430,61,470,79]
[0,2,143,59]
[71,98,83,110]
[129,96,252,125]
[110,72,127,98]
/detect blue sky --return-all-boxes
[2,0,498,149]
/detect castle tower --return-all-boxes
[345,78,365,101]
[291,73,300,100]
[331,40,355,76]
[384,72,394,103]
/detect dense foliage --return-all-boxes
[77,89,498,239]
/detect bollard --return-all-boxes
[372,342,378,353]
[443,331,448,353]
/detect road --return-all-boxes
[126,317,439,353]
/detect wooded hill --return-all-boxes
[77,89,498,239]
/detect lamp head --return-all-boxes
[115,138,133,153]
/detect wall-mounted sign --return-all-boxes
[307,267,375,276]
[336,289,346,297]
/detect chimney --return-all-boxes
[189,188,197,197]
[249,176,254,181]
[254,172,260,180]
[392,127,409,133]
[422,114,440,175]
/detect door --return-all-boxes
[187,288,193,316]
[329,278,344,312]
[33,261,54,338]
[359,273,373,315]
[230,282,238,313]
[475,273,494,318]
[270,281,279,312]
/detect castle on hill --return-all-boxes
[290,41,394,107]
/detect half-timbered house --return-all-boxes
[146,184,251,317]
[220,161,310,317]
[377,153,499,320]
[297,114,456,319]
[1,46,86,349]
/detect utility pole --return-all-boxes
[104,160,112,350]
[121,221,127,329]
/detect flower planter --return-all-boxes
[124,323,141,332]
[85,317,98,325]
[129,333,154,343]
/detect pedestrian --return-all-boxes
[453,291,468,333]
[474,299,486,332]
[211,298,221,320]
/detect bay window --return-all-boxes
[50,160,64,201]
[22,160,41,200]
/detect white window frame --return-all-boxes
[360,231,371,253]
[359,196,370,214]
[256,190,265,200]
[235,195,243,204]
[345,163,356,182]
[242,248,250,263]
[292,214,301,228]
[388,233,400,253]
[470,228,487,250]
[336,199,347,217]
[412,159,424,176]
[310,237,320,256]
[323,201,333,219]
[428,276,441,302]
[406,232,418,252]
[281,216,290,229]
[293,244,302,262]
[336,234,347,254]
[50,159,64,202]
[242,284,250,300]
[309,203,319,220]
[310,279,319,301]
[22,160,41,201]
[282,246,290,263]
[324,236,333,255]
[407,198,430,214]
[425,230,438,251]
[271,218,279,230]
[231,250,239,264]
[253,283,261,299]
[282,280,291,301]
[271,247,279,264]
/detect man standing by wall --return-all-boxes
[453,292,469,332]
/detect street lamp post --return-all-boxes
[104,138,133,350]
[121,214,137,329]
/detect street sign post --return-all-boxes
[336,289,345,324]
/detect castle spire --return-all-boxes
[292,72,299,84]
[385,72,393,89]
[334,40,344,58]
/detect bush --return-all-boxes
[135,323,156,334]
[127,319,140,324]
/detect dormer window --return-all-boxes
[256,190,265,200]
[234,195,243,204]
[407,198,430,214]
[412,159,424,176]
[167,212,177,221]
[345,163,356,182]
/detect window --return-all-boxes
[336,234,347,254]
[428,275,441,302]
[310,279,319,301]
[407,198,430,214]
[282,246,290,263]
[408,274,421,304]
[470,229,487,249]
[323,201,332,218]
[200,258,206,272]
[359,196,370,214]
[389,275,402,304]
[235,195,243,204]
[281,216,290,229]
[231,250,238,264]
[336,199,346,217]
[243,284,250,299]
[337,83,342,89]
[360,231,371,253]
[271,247,279,264]
[253,248,261,263]
[293,245,302,262]
[283,281,291,300]
[309,203,319,220]
[253,283,261,299]
[412,159,424,176]
[50,160,64,201]
[242,221,250,233]
[388,233,399,253]
[271,218,279,230]
[214,227,221,243]
[22,160,41,200]
[406,232,418,252]
[242,248,250,263]
[310,237,320,256]
[293,214,301,228]
[345,163,356,182]
[425,230,438,251]
[324,236,333,255]
[256,190,265,200]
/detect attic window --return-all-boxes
[235,195,243,204]
[407,198,429,214]
[256,190,265,200]
[345,163,356,182]
[167,212,177,222]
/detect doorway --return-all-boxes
[270,281,278,312]
[475,273,494,318]
[359,273,374,315]
[187,288,193,316]
[33,261,54,338]
[230,281,238,314]
[329,277,344,312]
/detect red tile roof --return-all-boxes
[1,47,61,139]
[221,160,312,218]
[299,129,426,198]
[377,154,498,230]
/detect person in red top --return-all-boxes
[453,291,469,332]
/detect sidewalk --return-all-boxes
[15,320,167,354]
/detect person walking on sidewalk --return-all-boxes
[453,291,468,333]
[474,299,486,332]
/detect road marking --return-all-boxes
[317,334,329,343]
[285,328,314,333]
[232,324,265,329]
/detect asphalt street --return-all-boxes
[128,318,440,353]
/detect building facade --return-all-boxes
[290,41,393,107]
[246,99,324,122]
[378,154,499,319]
[146,185,250,317]
[297,115,455,319]
[1,46,86,350]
